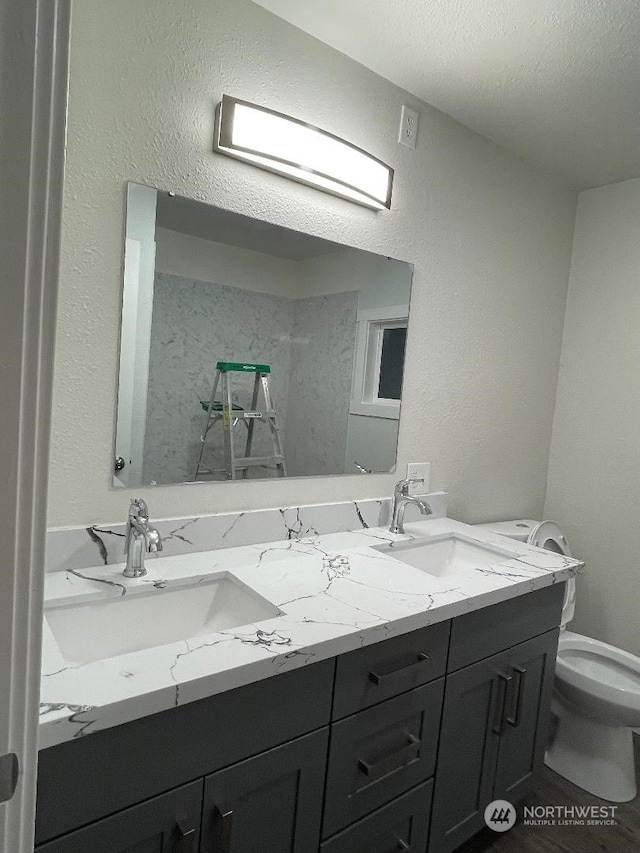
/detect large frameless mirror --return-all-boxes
[114,183,413,488]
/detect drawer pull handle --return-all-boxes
[358,733,420,780]
[383,840,409,853]
[368,653,430,687]
[492,672,512,735]
[214,805,234,853]
[177,820,196,853]
[506,665,527,728]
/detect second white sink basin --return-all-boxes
[45,573,282,665]
[375,533,517,579]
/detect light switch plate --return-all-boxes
[406,462,430,494]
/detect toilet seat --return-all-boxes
[527,520,575,627]
[528,520,571,556]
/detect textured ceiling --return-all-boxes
[253,0,640,190]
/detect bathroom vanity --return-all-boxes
[36,517,580,852]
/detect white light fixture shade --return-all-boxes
[214,95,393,210]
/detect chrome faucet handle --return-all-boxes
[125,497,148,558]
[128,496,149,520]
[394,477,424,497]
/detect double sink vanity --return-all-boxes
[36,500,582,853]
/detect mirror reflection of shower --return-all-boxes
[114,184,413,488]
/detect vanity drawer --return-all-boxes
[321,780,433,853]
[448,583,564,671]
[332,620,450,720]
[323,678,444,838]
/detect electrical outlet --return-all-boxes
[406,462,430,494]
[399,105,419,149]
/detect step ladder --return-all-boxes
[193,362,286,481]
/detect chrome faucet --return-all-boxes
[123,497,163,578]
[389,478,432,534]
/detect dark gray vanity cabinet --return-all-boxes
[428,584,563,853]
[35,583,564,853]
[322,620,449,844]
[493,630,559,803]
[35,660,334,852]
[35,780,203,853]
[321,780,434,853]
[428,649,511,852]
[35,732,328,853]
[323,679,444,837]
[200,729,328,853]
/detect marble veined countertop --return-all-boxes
[39,517,582,750]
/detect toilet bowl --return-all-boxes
[475,518,640,802]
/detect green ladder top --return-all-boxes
[216,361,271,374]
[199,400,244,413]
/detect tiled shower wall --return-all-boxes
[143,273,357,484]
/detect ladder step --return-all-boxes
[201,406,277,420]
[234,456,285,469]
[235,411,277,420]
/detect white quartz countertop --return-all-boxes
[39,517,582,750]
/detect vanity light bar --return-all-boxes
[214,95,393,211]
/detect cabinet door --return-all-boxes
[493,628,559,803]
[35,780,203,853]
[428,650,511,853]
[200,728,328,853]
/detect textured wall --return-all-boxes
[545,179,640,656]
[49,0,576,526]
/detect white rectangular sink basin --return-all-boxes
[374,533,517,579]
[45,574,282,665]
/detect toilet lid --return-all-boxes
[528,520,571,556]
[528,520,575,628]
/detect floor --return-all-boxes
[458,736,640,852]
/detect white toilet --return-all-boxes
[475,518,640,802]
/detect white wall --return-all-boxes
[298,249,412,304]
[155,227,300,298]
[48,0,577,527]
[545,178,640,656]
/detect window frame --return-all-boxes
[349,304,409,420]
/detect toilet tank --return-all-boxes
[472,519,540,543]
[474,518,576,628]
